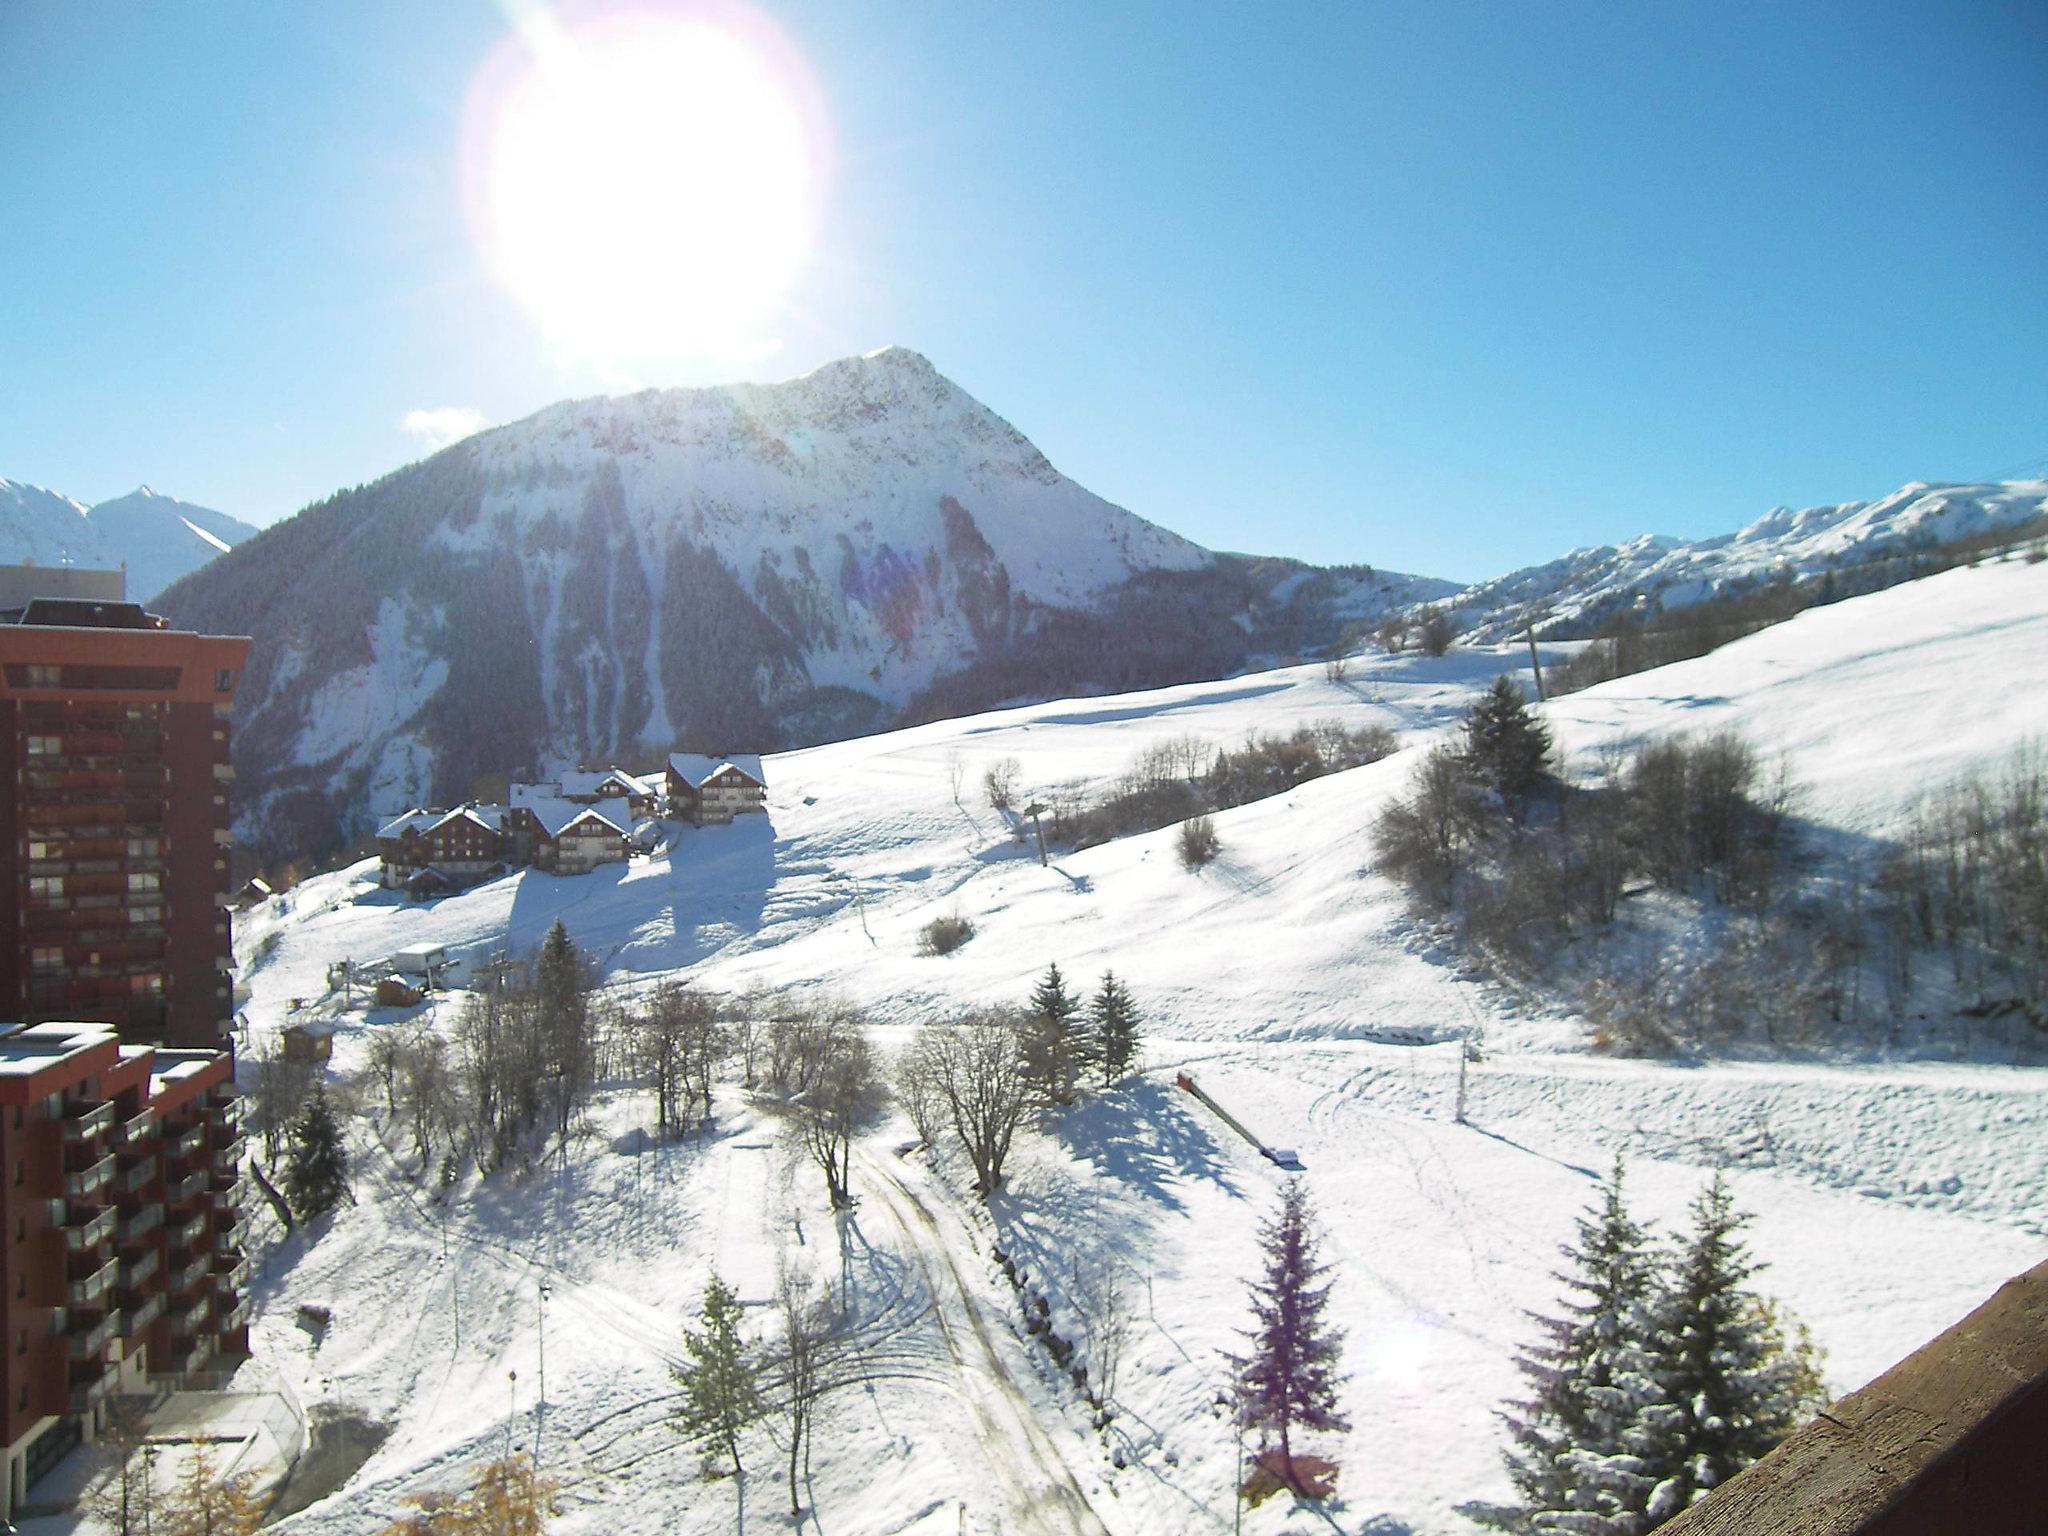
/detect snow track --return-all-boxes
[858,1150,1113,1536]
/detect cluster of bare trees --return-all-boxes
[896,1010,1032,1195]
[1376,606,1457,656]
[1044,721,1399,852]
[755,1000,883,1209]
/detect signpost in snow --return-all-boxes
[1023,801,1049,866]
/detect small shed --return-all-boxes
[375,976,425,1008]
[280,1024,332,1063]
[389,945,450,979]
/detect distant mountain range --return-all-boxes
[1440,479,2048,640]
[0,480,259,602]
[152,347,1448,862]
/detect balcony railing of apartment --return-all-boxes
[71,1360,119,1414]
[206,1080,236,1109]
[169,1123,207,1160]
[66,1256,119,1307]
[65,1153,117,1200]
[169,1212,207,1250]
[115,1156,159,1197]
[168,1295,214,1337]
[170,1335,216,1378]
[63,1099,116,1143]
[122,1291,166,1335]
[216,1255,252,1292]
[65,1204,116,1251]
[115,1106,158,1147]
[209,1184,241,1216]
[120,1246,161,1289]
[170,1254,211,1293]
[116,1201,163,1244]
[167,1170,207,1205]
[68,1310,118,1361]
[218,1295,253,1332]
[210,1136,246,1173]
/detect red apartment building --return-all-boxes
[0,1021,247,1519]
[0,570,251,1049]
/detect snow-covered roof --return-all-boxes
[376,809,436,840]
[557,767,654,799]
[667,752,766,789]
[512,791,632,838]
[430,804,505,835]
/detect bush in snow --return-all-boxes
[983,755,1021,812]
[918,912,977,956]
[1178,814,1221,870]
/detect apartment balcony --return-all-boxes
[170,1336,216,1379]
[71,1360,119,1414]
[115,1156,159,1197]
[117,1202,164,1245]
[64,1204,116,1251]
[123,1291,166,1335]
[65,1153,116,1200]
[63,1099,115,1144]
[115,1106,158,1147]
[218,1295,252,1332]
[213,1227,243,1262]
[210,1136,246,1174]
[206,1080,237,1109]
[169,1123,206,1161]
[167,1170,207,1206]
[67,1256,119,1307]
[168,1212,208,1251]
[215,1255,252,1292]
[120,1246,161,1289]
[168,1295,214,1337]
[170,1254,211,1293]
[68,1310,118,1362]
[209,1183,242,1216]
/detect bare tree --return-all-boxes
[983,756,1021,813]
[786,1019,881,1209]
[892,1039,948,1149]
[913,1010,1031,1197]
[772,1268,840,1519]
[245,1032,318,1167]
[1072,1261,1132,1416]
[945,749,966,807]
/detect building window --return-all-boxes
[30,947,63,974]
[127,871,161,893]
[24,664,59,687]
[26,734,57,755]
[28,876,63,900]
[213,668,235,692]
[128,837,159,857]
[130,974,163,996]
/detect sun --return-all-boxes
[462,1,829,366]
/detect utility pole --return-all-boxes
[536,1279,552,1463]
[1456,1034,1470,1125]
[1022,801,1049,866]
[1525,622,1547,702]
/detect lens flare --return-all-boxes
[461,0,830,366]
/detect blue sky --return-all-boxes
[2,1,2042,581]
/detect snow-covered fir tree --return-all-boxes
[1233,1178,1350,1494]
[284,1086,350,1221]
[1484,1157,1662,1535]
[1464,674,1552,808]
[1089,970,1141,1087]
[1634,1173,1823,1518]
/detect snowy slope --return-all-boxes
[0,477,258,600]
[1444,479,2048,640]
[175,558,2048,1536]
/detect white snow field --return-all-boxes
[58,556,2043,1535]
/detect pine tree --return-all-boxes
[1634,1174,1820,1517]
[1022,963,1084,1105]
[284,1086,350,1221]
[673,1273,765,1474]
[1483,1157,1662,1534]
[534,919,592,1143]
[1233,1179,1350,1494]
[1464,675,1552,808]
[1090,971,1142,1087]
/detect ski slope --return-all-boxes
[71,556,2043,1536]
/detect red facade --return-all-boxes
[0,601,251,1048]
[0,1023,245,1514]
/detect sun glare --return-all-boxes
[463,1,828,367]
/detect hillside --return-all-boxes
[187,556,2048,1536]
[153,347,1452,865]
[1442,478,2048,640]
[0,477,258,600]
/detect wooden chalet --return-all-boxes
[665,752,767,824]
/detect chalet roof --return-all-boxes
[667,751,766,790]
[429,804,505,835]
[557,767,654,800]
[376,808,437,840]
[512,791,631,838]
